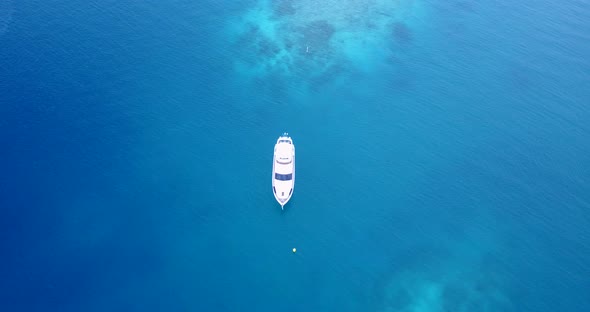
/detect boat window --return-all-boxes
[275,173,293,181]
[277,157,292,164]
[279,140,291,144]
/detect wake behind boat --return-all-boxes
[272,133,295,209]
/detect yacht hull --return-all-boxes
[272,133,295,209]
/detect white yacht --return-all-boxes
[272,133,295,209]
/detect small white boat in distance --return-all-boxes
[272,133,295,209]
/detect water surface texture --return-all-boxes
[1,0,590,311]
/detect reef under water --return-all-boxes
[226,0,426,95]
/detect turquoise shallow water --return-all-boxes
[1,0,590,311]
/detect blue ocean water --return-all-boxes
[1,0,590,310]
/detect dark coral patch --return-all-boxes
[392,22,413,45]
[300,20,336,47]
[235,24,260,48]
[257,38,281,58]
[273,0,296,17]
